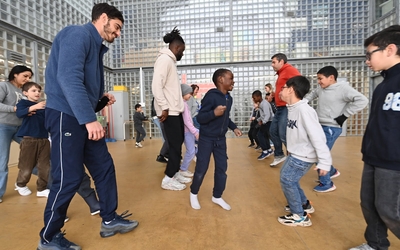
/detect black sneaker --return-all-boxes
[284,200,315,214]
[156,155,168,163]
[37,232,81,250]
[100,210,139,238]
[248,143,255,148]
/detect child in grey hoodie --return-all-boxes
[305,66,368,192]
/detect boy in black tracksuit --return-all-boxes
[190,69,242,210]
[133,103,147,148]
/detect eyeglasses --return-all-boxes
[265,93,271,96]
[281,86,289,90]
[365,48,384,61]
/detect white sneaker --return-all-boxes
[179,170,194,177]
[37,189,50,197]
[0,198,2,203]
[174,172,192,183]
[15,183,32,196]
[270,156,287,167]
[349,243,375,250]
[135,142,143,148]
[161,178,186,191]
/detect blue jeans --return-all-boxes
[0,123,22,199]
[318,125,342,185]
[269,106,287,157]
[280,155,314,216]
[180,132,197,171]
[192,116,200,129]
[152,117,164,142]
[360,163,400,250]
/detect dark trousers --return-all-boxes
[257,122,272,151]
[17,137,50,191]
[163,114,184,177]
[159,122,169,156]
[40,108,118,243]
[190,135,228,198]
[248,121,259,145]
[360,163,400,249]
[134,125,146,143]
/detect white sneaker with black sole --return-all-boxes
[278,212,312,227]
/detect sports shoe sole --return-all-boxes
[100,221,139,238]
[91,210,100,216]
[330,171,341,179]
[161,184,186,191]
[278,218,312,227]
[313,184,337,193]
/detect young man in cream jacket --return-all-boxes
[152,27,189,191]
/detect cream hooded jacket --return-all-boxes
[151,48,184,116]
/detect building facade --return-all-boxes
[0,0,398,138]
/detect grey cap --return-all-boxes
[181,84,192,96]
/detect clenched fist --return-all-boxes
[214,105,226,117]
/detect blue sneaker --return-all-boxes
[257,150,273,160]
[313,182,336,193]
[100,210,139,238]
[37,232,81,250]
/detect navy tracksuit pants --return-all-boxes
[190,135,228,198]
[40,108,118,243]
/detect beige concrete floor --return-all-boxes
[0,137,399,250]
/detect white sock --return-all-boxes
[190,192,201,210]
[212,197,231,211]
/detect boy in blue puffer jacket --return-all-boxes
[190,68,242,210]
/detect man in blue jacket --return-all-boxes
[38,3,138,250]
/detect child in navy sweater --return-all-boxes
[190,69,242,210]
[15,82,50,197]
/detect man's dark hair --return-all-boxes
[163,27,185,45]
[364,25,400,56]
[8,65,33,81]
[134,104,141,110]
[22,81,41,92]
[286,76,310,99]
[317,66,338,80]
[271,53,287,64]
[252,90,262,97]
[92,3,124,23]
[212,68,231,86]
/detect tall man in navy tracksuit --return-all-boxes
[38,4,138,250]
[189,69,242,211]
